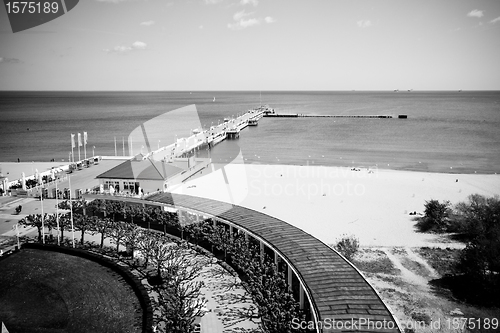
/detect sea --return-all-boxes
[1,91,499,174]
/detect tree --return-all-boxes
[152,241,206,333]
[136,204,152,229]
[183,219,212,246]
[415,199,451,233]
[334,234,359,261]
[455,194,500,304]
[19,214,44,242]
[152,207,178,236]
[89,217,113,248]
[105,200,124,222]
[74,214,94,245]
[87,198,107,218]
[136,229,161,267]
[58,212,72,243]
[122,222,141,258]
[108,220,130,252]
[123,204,139,224]
[58,198,86,216]
[148,233,176,278]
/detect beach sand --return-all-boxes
[172,163,500,248]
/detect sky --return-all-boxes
[0,0,499,91]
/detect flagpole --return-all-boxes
[41,187,45,244]
[15,223,20,249]
[56,180,60,246]
[69,175,75,248]
[122,137,125,156]
[71,134,75,163]
[114,137,117,156]
[84,134,87,161]
[78,133,81,162]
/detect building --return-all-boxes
[95,156,209,196]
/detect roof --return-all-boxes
[96,158,183,181]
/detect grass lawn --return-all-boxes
[0,249,142,333]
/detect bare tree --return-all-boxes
[152,241,207,333]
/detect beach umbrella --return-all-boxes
[21,172,26,190]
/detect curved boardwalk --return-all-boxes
[146,193,401,333]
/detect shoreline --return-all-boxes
[2,159,497,178]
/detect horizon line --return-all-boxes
[1,89,499,92]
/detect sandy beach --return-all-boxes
[2,160,499,248]
[172,163,500,248]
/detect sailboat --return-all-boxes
[213,97,215,102]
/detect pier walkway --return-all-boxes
[264,113,394,118]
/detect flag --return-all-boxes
[78,133,82,147]
[83,131,88,145]
[71,134,75,148]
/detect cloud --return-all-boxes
[233,10,252,21]
[240,0,258,6]
[467,9,484,18]
[264,16,275,24]
[132,41,147,49]
[490,16,500,24]
[228,17,260,30]
[203,0,223,4]
[140,20,155,26]
[104,41,147,53]
[227,10,274,30]
[0,57,20,64]
[357,20,372,28]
